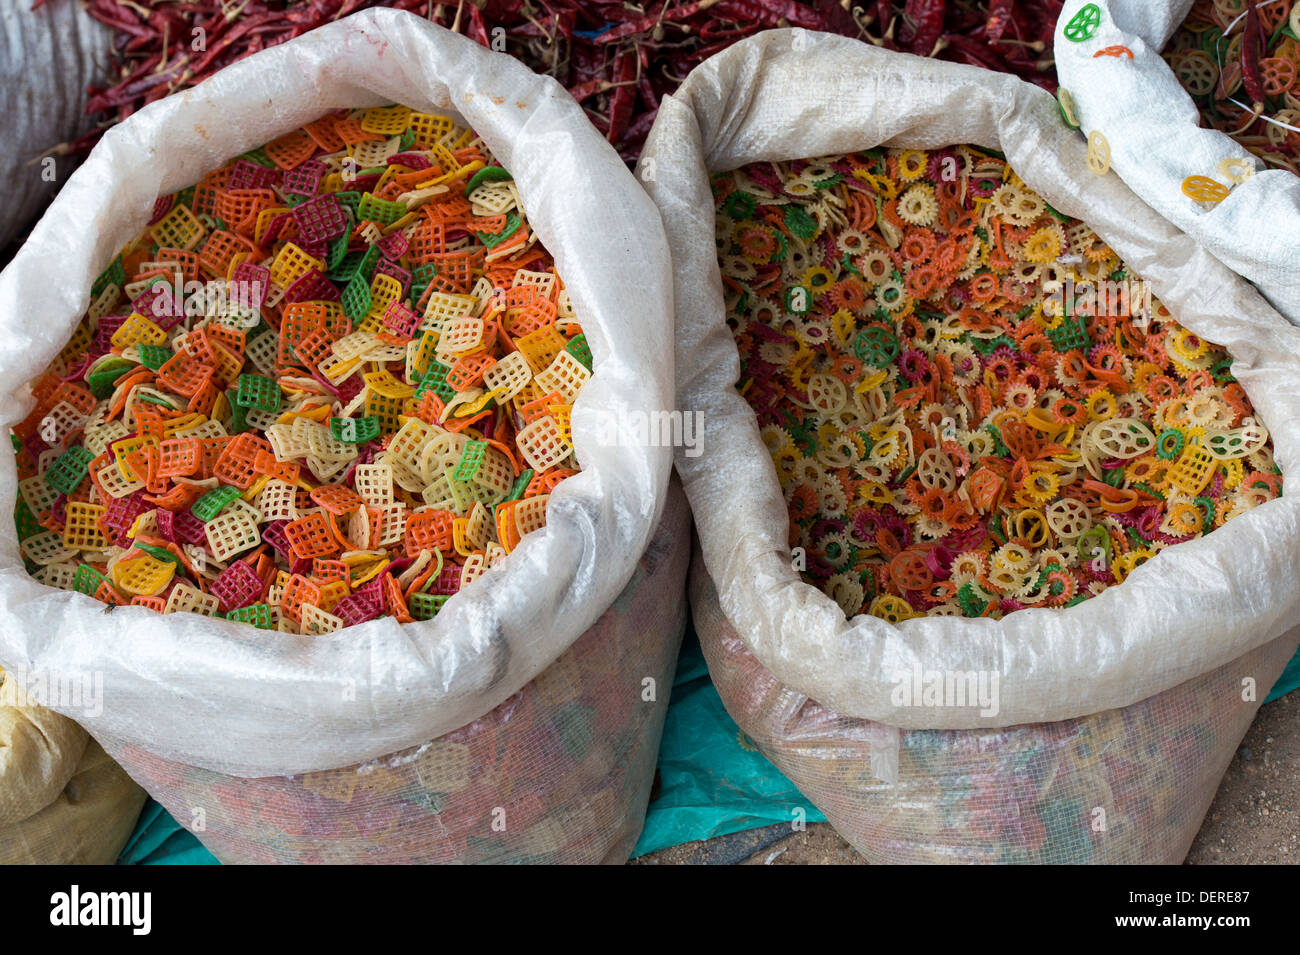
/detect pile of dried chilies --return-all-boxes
[49,0,1063,162]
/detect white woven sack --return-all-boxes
[640,28,1300,731]
[1055,0,1300,324]
[0,10,675,777]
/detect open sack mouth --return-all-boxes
[645,27,1300,734]
[713,143,1282,625]
[11,103,597,634]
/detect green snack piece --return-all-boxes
[476,212,521,249]
[724,191,756,220]
[409,592,449,621]
[466,165,513,196]
[784,414,818,456]
[769,230,788,264]
[136,345,173,372]
[565,333,593,371]
[414,362,456,401]
[784,285,811,315]
[333,191,364,220]
[505,469,533,502]
[229,396,250,435]
[325,232,351,272]
[1077,526,1111,567]
[1044,200,1071,222]
[985,424,1010,458]
[192,485,242,522]
[14,496,40,541]
[87,357,137,398]
[357,193,406,227]
[854,325,899,367]
[1063,3,1102,42]
[45,446,95,495]
[784,205,817,240]
[1056,88,1081,130]
[329,249,365,284]
[410,263,438,303]
[91,256,127,298]
[341,272,373,325]
[1157,429,1185,461]
[235,373,282,413]
[1045,312,1090,352]
[136,543,183,569]
[330,417,381,444]
[239,146,275,168]
[970,333,1018,355]
[957,582,994,618]
[226,604,274,629]
[357,245,382,280]
[454,440,488,482]
[443,465,477,514]
[1194,496,1217,533]
[74,564,108,596]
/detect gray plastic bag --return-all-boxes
[0,0,111,247]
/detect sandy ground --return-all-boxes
[634,691,1298,865]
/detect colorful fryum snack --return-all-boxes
[13,106,591,632]
[715,145,1282,621]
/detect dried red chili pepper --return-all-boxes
[750,0,825,29]
[942,31,1011,72]
[463,3,491,47]
[985,0,1015,45]
[904,0,947,56]
[637,44,658,110]
[593,2,671,45]
[567,77,606,104]
[55,0,1065,164]
[1242,0,1267,114]
[606,46,638,146]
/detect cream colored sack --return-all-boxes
[0,671,145,864]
